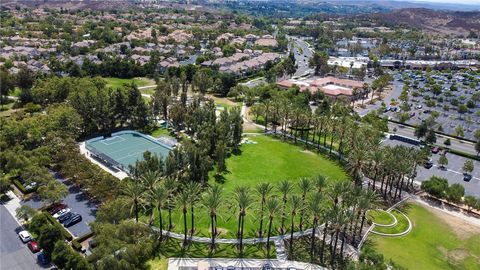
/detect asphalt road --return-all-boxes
[383,138,480,197]
[388,122,477,156]
[288,36,314,77]
[21,172,97,238]
[0,206,45,270]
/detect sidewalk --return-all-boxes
[2,191,25,225]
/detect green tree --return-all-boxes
[462,160,474,175]
[0,67,15,104]
[37,225,64,257]
[265,197,280,256]
[122,179,145,222]
[204,184,223,250]
[438,154,448,168]
[15,205,36,222]
[421,176,448,198]
[446,184,464,204]
[309,51,329,75]
[37,180,68,206]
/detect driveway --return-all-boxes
[0,205,45,270]
[21,171,97,238]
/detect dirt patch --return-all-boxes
[216,228,229,236]
[301,150,315,155]
[422,203,480,239]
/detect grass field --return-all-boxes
[150,127,171,138]
[371,210,409,234]
[146,239,275,270]
[211,134,347,191]
[103,77,155,89]
[141,134,348,239]
[369,203,480,270]
[368,210,395,226]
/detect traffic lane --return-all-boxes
[382,139,480,197]
[386,122,476,155]
[0,206,44,270]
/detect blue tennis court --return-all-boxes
[86,130,172,172]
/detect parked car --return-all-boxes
[53,208,71,219]
[424,161,433,169]
[226,266,235,270]
[262,263,272,270]
[48,203,68,215]
[27,240,41,253]
[463,174,472,182]
[410,112,415,118]
[431,147,440,154]
[64,214,82,227]
[37,251,51,265]
[18,230,32,243]
[58,212,74,223]
[25,182,37,191]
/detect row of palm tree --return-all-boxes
[121,174,379,267]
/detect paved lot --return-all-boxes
[22,171,97,238]
[381,70,480,140]
[383,138,480,197]
[0,205,45,270]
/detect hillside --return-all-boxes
[366,8,480,36]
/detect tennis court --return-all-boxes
[85,130,172,172]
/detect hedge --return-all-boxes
[71,231,94,251]
[13,179,36,194]
[448,148,480,161]
[44,212,73,241]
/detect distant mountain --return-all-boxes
[361,8,480,36]
[0,0,136,10]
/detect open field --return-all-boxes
[103,77,155,89]
[368,203,480,270]
[141,134,348,238]
[367,210,395,226]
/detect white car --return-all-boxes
[53,208,71,219]
[18,230,32,243]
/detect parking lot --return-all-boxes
[21,171,97,237]
[383,70,480,140]
[383,138,480,197]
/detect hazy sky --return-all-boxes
[408,0,480,5]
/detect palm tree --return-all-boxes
[256,182,273,238]
[314,175,326,193]
[330,209,348,267]
[164,177,177,230]
[309,192,322,263]
[204,184,223,250]
[185,181,202,235]
[122,179,145,223]
[298,178,311,230]
[278,180,293,234]
[265,197,280,256]
[234,186,252,255]
[149,184,168,241]
[141,170,161,224]
[177,190,190,247]
[356,189,378,245]
[288,195,302,260]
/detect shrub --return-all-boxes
[421,176,448,198]
[446,184,465,204]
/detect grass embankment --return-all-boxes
[371,210,409,234]
[369,203,480,270]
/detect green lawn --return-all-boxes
[150,127,171,138]
[146,239,275,270]
[371,210,409,234]
[367,210,395,226]
[141,134,348,239]
[212,134,347,191]
[103,77,155,89]
[368,203,480,270]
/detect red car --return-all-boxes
[431,147,440,154]
[28,241,41,253]
[48,203,67,215]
